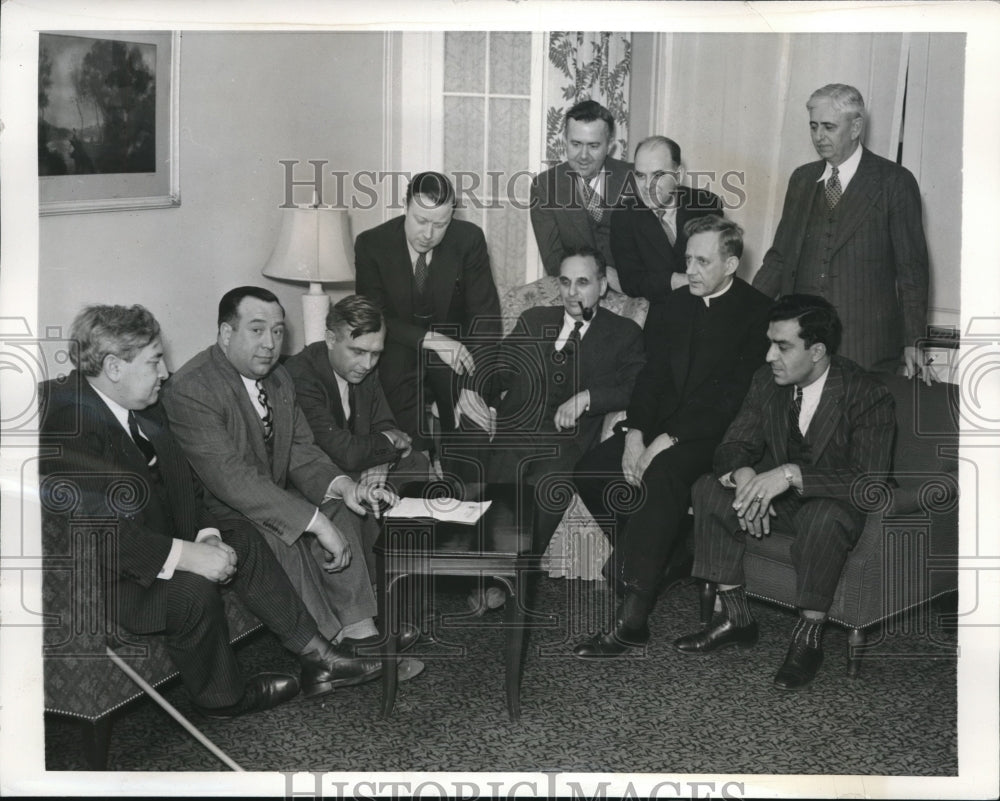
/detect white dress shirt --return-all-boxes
[817,142,862,193]
[89,383,218,580]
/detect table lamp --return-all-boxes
[261,204,355,344]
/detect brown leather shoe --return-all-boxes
[299,640,382,698]
[673,618,759,654]
[193,672,299,719]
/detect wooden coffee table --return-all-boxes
[373,485,541,721]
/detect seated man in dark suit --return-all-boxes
[483,246,645,558]
[674,295,895,690]
[573,216,772,658]
[39,305,388,716]
[354,172,502,488]
[285,294,431,497]
[610,135,723,302]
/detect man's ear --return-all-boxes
[724,255,740,278]
[219,322,233,348]
[102,353,122,382]
[324,329,337,349]
[850,114,864,142]
[810,342,828,363]
[599,274,609,297]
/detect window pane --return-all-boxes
[443,96,485,189]
[444,31,486,93]
[485,204,528,295]
[489,32,531,95]
[487,98,530,196]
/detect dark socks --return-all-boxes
[790,615,825,650]
[719,586,754,628]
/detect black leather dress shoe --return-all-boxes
[773,641,823,690]
[573,621,650,659]
[341,622,420,656]
[299,640,382,698]
[673,618,759,654]
[193,672,299,719]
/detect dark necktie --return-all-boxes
[256,379,274,442]
[346,383,356,433]
[580,178,604,224]
[825,165,842,209]
[414,252,429,295]
[127,410,158,468]
[789,385,804,441]
[655,208,676,246]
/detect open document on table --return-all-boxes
[384,497,492,524]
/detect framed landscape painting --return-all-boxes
[38,30,180,215]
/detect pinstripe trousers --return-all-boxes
[690,473,867,612]
[117,521,318,708]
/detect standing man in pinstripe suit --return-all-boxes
[674,295,895,689]
[752,84,930,378]
[40,305,388,718]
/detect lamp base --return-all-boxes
[302,289,330,345]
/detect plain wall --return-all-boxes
[39,31,388,367]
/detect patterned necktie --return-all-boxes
[414,252,429,295]
[256,379,274,442]
[580,178,604,224]
[825,165,842,209]
[789,385,804,440]
[656,208,676,246]
[568,320,583,348]
[127,410,158,467]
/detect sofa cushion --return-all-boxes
[499,275,649,335]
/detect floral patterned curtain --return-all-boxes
[545,32,631,164]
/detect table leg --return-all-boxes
[504,579,525,722]
[377,551,399,718]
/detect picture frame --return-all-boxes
[38,30,180,215]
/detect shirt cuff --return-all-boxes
[157,539,184,580]
[157,528,221,580]
[718,471,736,489]
[326,475,352,502]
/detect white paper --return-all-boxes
[384,497,491,524]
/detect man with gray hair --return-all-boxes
[39,304,391,716]
[752,83,930,377]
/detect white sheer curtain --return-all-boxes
[543,32,632,164]
[649,33,910,279]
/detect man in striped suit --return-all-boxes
[752,84,929,377]
[39,305,389,718]
[674,295,895,689]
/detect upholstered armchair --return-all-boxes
[41,496,261,769]
[497,275,649,579]
[698,374,960,677]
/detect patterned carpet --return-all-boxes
[45,576,958,774]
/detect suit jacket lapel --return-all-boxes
[392,222,417,316]
[428,240,459,320]
[805,363,845,460]
[765,380,790,465]
[312,345,348,428]
[789,161,826,265]
[266,370,293,483]
[210,345,271,469]
[831,148,880,253]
